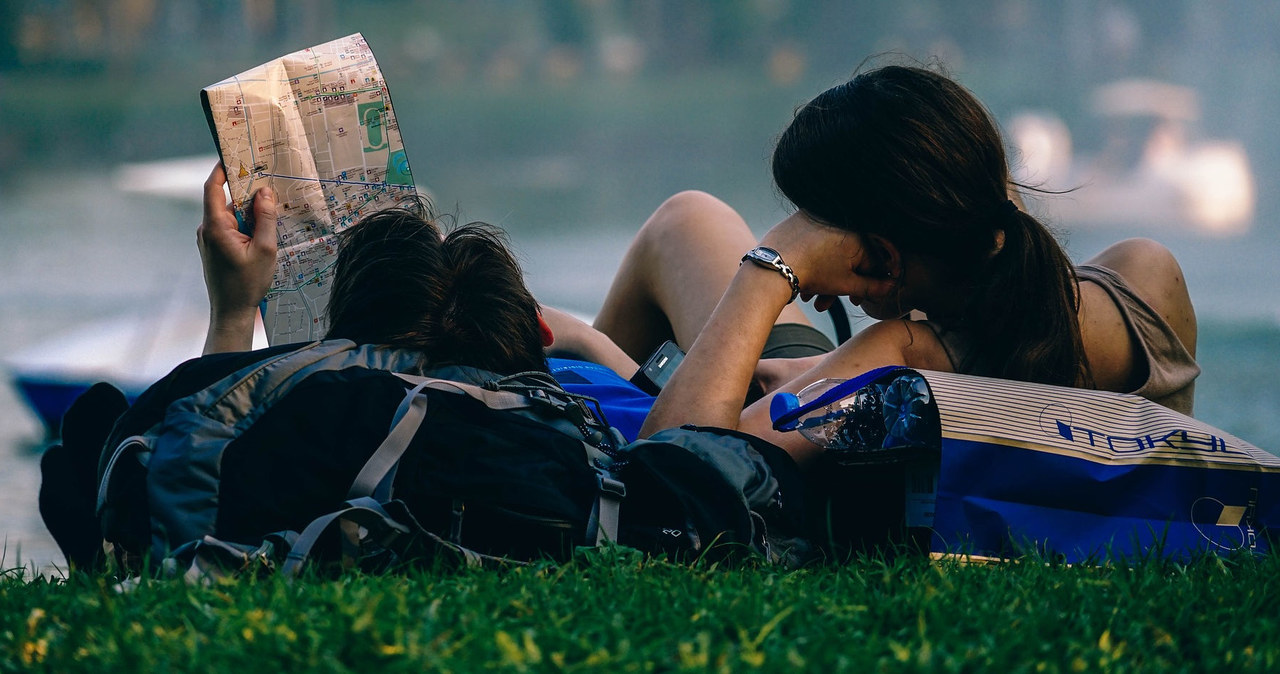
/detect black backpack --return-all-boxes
[83,340,806,577]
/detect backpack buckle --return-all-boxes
[598,474,627,499]
[592,472,627,545]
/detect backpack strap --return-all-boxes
[392,372,602,424]
[347,376,546,501]
[281,497,413,577]
[346,379,432,500]
[590,473,627,545]
[392,372,624,467]
[280,496,517,577]
[353,374,627,546]
[392,373,519,407]
[122,340,430,559]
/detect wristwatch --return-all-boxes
[741,246,800,304]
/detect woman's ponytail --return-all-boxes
[968,205,1090,387]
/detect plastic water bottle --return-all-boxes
[881,373,938,448]
[790,378,887,452]
[784,373,937,452]
[773,371,941,554]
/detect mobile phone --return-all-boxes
[629,340,685,395]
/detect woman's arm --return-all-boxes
[639,209,902,442]
[197,164,277,354]
[641,272,925,466]
[633,204,960,466]
[752,355,825,397]
[640,261,797,436]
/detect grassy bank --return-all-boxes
[3,548,1277,672]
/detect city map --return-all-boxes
[201,33,418,345]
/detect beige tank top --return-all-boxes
[922,264,1199,416]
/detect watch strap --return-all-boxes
[741,247,800,304]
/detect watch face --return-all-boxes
[752,248,781,264]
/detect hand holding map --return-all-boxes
[196,164,278,354]
[201,33,418,345]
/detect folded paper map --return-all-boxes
[202,33,418,345]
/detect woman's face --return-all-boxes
[846,232,933,321]
[842,231,912,320]
[762,210,912,319]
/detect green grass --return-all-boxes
[2,547,1278,672]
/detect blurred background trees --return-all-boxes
[1,0,1275,226]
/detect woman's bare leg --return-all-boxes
[594,190,812,361]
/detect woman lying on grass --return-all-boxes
[567,63,1200,468]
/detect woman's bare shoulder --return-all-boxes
[1084,238,1184,297]
[1083,237,1196,354]
[1079,238,1198,391]
[823,318,954,375]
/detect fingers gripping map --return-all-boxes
[202,33,418,345]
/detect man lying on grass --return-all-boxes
[38,164,817,574]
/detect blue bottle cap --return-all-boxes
[770,391,801,428]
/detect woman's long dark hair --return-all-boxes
[324,199,548,375]
[772,64,1089,386]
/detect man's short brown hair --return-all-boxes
[325,200,547,374]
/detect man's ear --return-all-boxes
[536,311,555,348]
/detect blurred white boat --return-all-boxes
[1009,79,1255,235]
[112,155,219,203]
[7,154,256,436]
